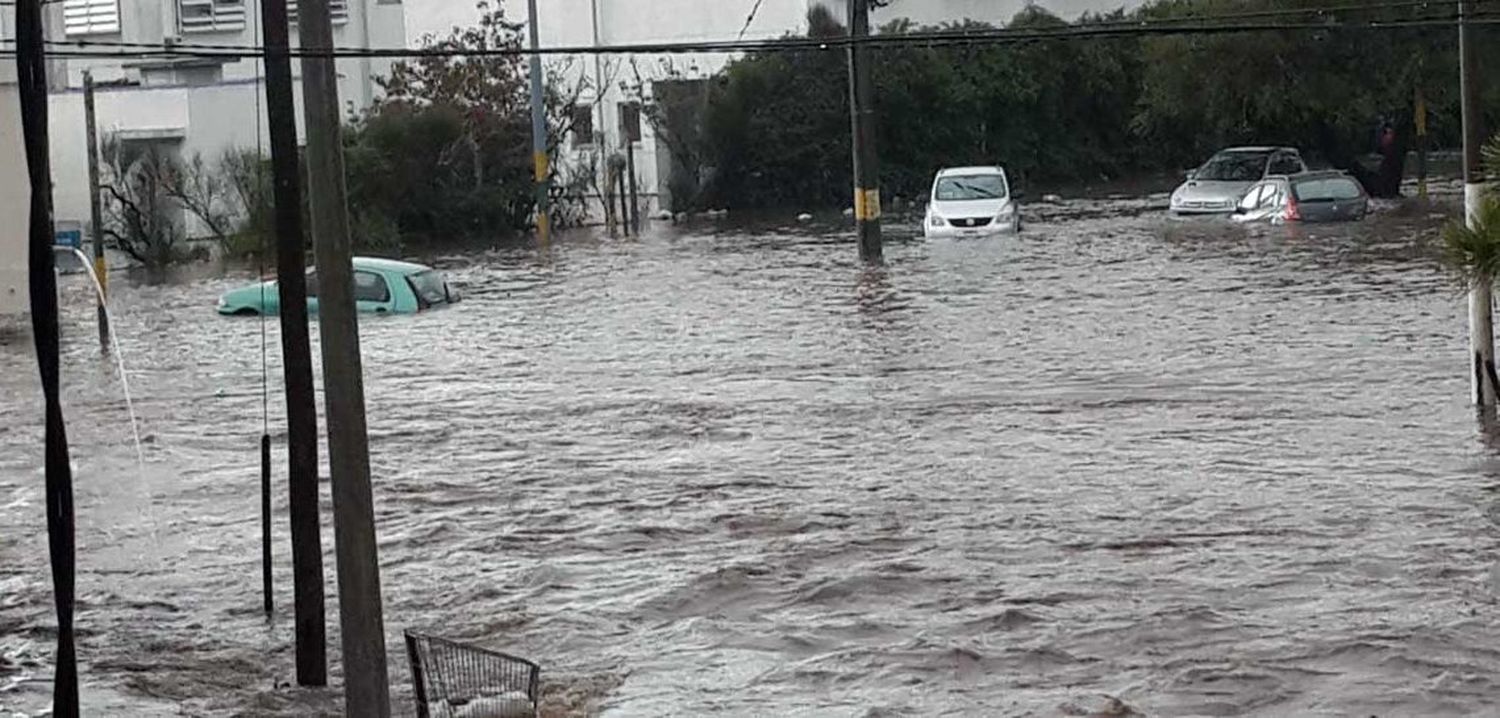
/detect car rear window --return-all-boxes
[1293,177,1363,201]
[407,270,449,308]
[935,175,1007,201]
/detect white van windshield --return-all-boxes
[935,175,1007,201]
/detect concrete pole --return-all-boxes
[847,0,882,262]
[259,0,328,684]
[15,0,79,711]
[83,72,109,354]
[298,0,391,714]
[1461,0,1494,407]
[527,0,550,246]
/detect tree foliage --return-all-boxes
[99,138,195,269]
[347,0,585,246]
[1442,132,1500,287]
[691,0,1500,210]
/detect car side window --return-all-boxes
[1239,184,1265,211]
[1259,183,1283,209]
[354,271,391,303]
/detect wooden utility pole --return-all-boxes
[1460,0,1494,407]
[83,72,110,353]
[847,0,882,262]
[15,0,80,712]
[259,0,328,684]
[527,0,550,246]
[298,0,391,713]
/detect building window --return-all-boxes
[571,104,594,147]
[179,0,247,33]
[619,102,642,143]
[62,0,121,36]
[287,0,350,25]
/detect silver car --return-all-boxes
[1231,171,1369,224]
[1171,147,1306,215]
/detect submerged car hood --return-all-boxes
[930,198,1010,218]
[1173,180,1254,206]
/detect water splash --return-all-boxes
[67,247,145,470]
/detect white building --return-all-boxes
[521,0,1141,217]
[1,0,405,240]
[0,61,26,317]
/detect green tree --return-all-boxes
[347,0,583,245]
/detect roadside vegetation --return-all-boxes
[1440,133,1500,288]
[662,0,1500,210]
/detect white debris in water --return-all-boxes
[797,213,814,222]
[1043,194,1063,204]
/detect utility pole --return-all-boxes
[298,0,391,712]
[16,0,79,711]
[624,109,640,234]
[259,0,328,684]
[590,0,613,231]
[1416,85,1428,202]
[847,0,882,263]
[1460,0,1494,407]
[527,0,550,247]
[83,72,109,354]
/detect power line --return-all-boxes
[1,5,1495,60]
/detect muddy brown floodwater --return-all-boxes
[4,198,1500,717]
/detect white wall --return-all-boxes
[0,65,27,317]
[46,77,315,234]
[31,0,405,237]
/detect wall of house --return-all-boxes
[25,0,404,239]
[46,78,306,234]
[0,64,27,317]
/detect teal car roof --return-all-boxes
[353,256,432,275]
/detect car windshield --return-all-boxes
[1196,153,1270,182]
[935,175,1006,201]
[1292,177,1363,201]
[407,270,449,307]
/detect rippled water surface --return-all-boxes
[5,203,1500,717]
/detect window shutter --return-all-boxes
[63,0,121,36]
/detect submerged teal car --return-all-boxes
[217,257,459,316]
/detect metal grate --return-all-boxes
[406,631,540,718]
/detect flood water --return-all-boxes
[5,198,1500,717]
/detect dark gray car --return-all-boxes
[1231,171,1369,224]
